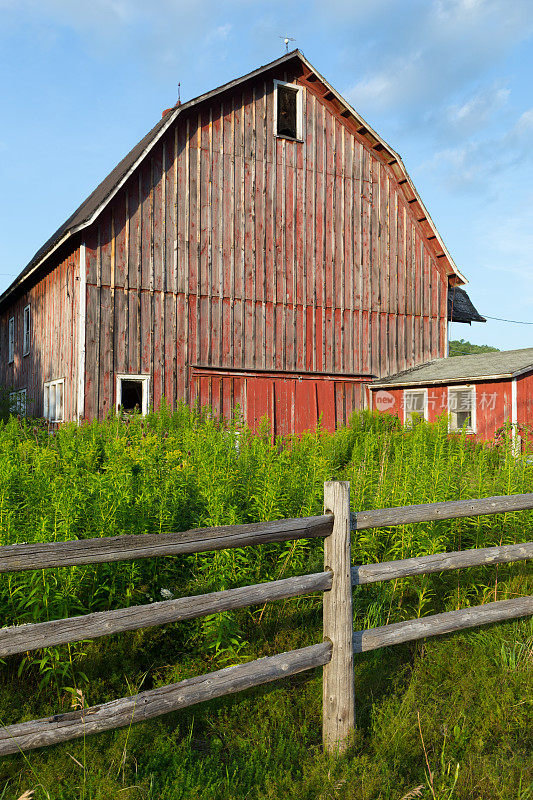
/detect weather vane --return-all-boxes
[279,36,296,53]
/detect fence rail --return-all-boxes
[352,492,533,531]
[0,515,333,573]
[352,541,533,585]
[353,596,533,653]
[0,643,333,756]
[0,572,333,658]
[0,486,531,757]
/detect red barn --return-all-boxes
[370,347,533,446]
[0,50,483,434]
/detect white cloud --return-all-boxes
[0,1,242,72]
[445,86,509,134]
[427,105,533,192]
[345,0,533,118]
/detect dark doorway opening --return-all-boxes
[120,380,143,413]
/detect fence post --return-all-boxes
[322,481,355,752]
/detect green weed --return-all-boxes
[0,406,531,798]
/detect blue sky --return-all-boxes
[1,0,532,350]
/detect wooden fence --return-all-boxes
[0,483,532,756]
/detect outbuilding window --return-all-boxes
[274,80,303,140]
[448,386,476,433]
[404,389,428,425]
[44,378,64,423]
[116,374,150,415]
[8,316,14,364]
[23,305,31,356]
[9,389,27,416]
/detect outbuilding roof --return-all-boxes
[371,347,533,388]
[1,49,466,309]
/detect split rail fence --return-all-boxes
[0,482,532,756]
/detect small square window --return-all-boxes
[44,378,64,423]
[9,389,27,416]
[404,389,427,426]
[8,316,14,364]
[448,387,476,433]
[274,80,303,140]
[116,374,150,416]
[23,305,31,356]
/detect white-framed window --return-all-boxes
[8,316,14,364]
[44,378,65,423]
[9,389,27,416]
[448,386,476,433]
[273,79,303,141]
[23,305,31,356]
[116,374,150,416]
[404,388,428,426]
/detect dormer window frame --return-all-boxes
[8,316,14,364]
[23,304,31,356]
[273,79,303,142]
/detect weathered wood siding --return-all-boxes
[81,62,448,428]
[0,247,80,420]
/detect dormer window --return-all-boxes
[274,80,303,140]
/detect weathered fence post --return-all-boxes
[322,481,355,752]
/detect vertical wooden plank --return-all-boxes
[323,480,355,753]
[361,148,371,376]
[195,111,202,367]
[308,92,317,371]
[353,140,362,374]
[370,160,380,376]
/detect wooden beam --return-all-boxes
[353,596,533,653]
[0,572,333,657]
[352,493,533,531]
[322,482,355,753]
[0,643,332,756]
[352,542,532,585]
[0,515,333,574]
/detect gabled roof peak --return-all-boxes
[0,49,466,309]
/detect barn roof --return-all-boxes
[371,347,533,388]
[448,287,486,324]
[0,49,467,308]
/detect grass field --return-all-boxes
[0,406,531,799]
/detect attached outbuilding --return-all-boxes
[370,347,533,444]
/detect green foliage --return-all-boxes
[0,406,531,798]
[448,339,499,357]
[0,387,12,424]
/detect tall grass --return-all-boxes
[0,406,531,798]
[0,406,531,684]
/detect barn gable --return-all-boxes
[0,50,465,311]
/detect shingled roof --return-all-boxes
[1,49,467,308]
[371,347,533,388]
[448,287,486,324]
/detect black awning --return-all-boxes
[448,287,486,324]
